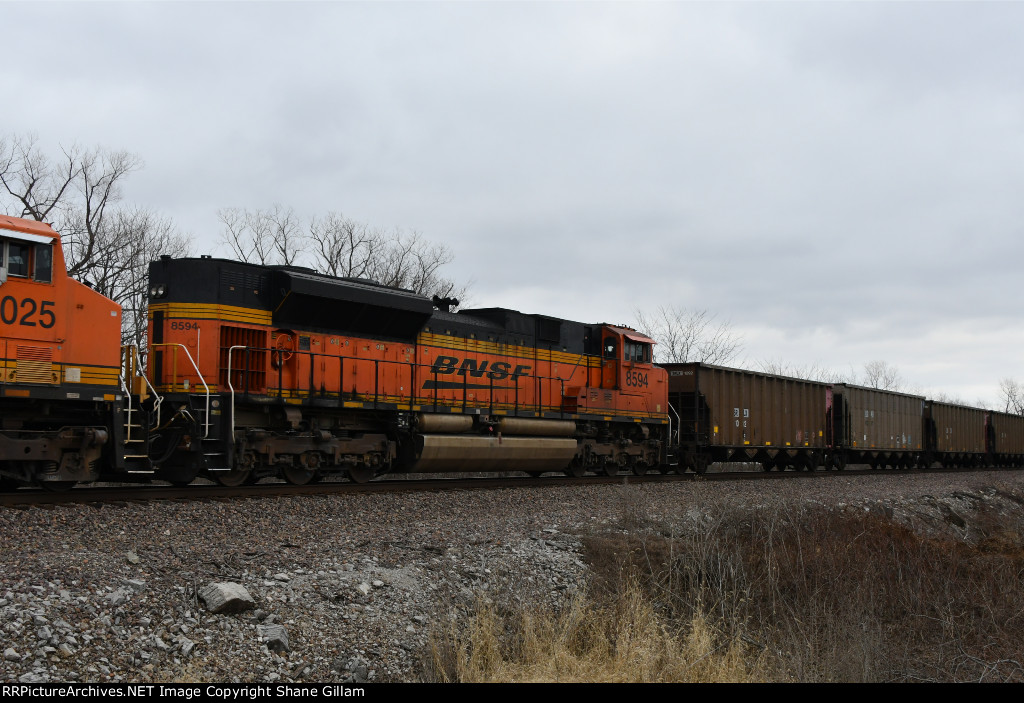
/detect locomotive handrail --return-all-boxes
[120,345,164,430]
[225,344,248,448]
[149,342,211,439]
[219,343,574,419]
[667,402,681,445]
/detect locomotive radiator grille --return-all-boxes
[15,346,55,384]
[219,326,268,392]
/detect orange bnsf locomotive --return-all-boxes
[0,216,125,490]
[143,255,669,486]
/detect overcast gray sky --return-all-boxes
[3,1,1022,406]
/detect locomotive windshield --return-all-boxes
[0,236,53,284]
[624,340,651,363]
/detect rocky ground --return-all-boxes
[3,468,1024,683]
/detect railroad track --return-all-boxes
[0,463,991,507]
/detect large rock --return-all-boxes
[198,582,256,614]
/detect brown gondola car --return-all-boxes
[827,384,925,468]
[665,363,830,472]
[145,256,670,485]
[923,401,989,468]
[988,410,1024,467]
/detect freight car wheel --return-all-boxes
[216,467,252,487]
[348,464,375,484]
[566,460,586,478]
[283,466,317,485]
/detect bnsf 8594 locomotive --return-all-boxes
[142,254,668,486]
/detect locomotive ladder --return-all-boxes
[119,346,162,474]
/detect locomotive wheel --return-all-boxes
[632,463,648,476]
[216,466,252,487]
[693,457,709,475]
[0,477,20,491]
[602,461,619,477]
[40,481,76,492]
[565,462,586,478]
[348,465,375,484]
[526,471,546,478]
[283,466,316,485]
[159,463,199,487]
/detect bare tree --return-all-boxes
[308,212,380,278]
[862,360,903,391]
[634,305,743,365]
[222,207,469,302]
[1000,378,1023,415]
[219,205,303,266]
[365,228,464,301]
[929,390,969,406]
[84,208,190,348]
[758,358,857,383]
[0,133,146,280]
[0,133,189,347]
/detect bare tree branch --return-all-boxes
[863,360,903,391]
[226,207,470,303]
[0,132,187,348]
[1000,378,1024,415]
[634,305,743,365]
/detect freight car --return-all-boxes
[667,362,1024,471]
[665,362,830,472]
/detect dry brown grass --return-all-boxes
[426,584,766,682]
[425,483,1024,683]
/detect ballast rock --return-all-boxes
[198,582,256,614]
[259,624,290,653]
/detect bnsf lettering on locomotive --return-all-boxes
[458,358,489,378]
[430,355,530,379]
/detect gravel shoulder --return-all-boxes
[3,469,1024,683]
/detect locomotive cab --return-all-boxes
[0,216,123,489]
[600,325,655,392]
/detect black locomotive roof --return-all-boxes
[429,307,597,355]
[149,256,434,340]
[151,256,603,352]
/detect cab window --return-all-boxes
[34,243,52,283]
[0,240,53,283]
[624,340,652,363]
[7,242,29,277]
[603,337,618,359]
